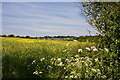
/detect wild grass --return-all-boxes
[2,37,118,79]
[2,37,95,78]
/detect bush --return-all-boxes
[8,34,15,37]
[32,44,119,79]
[2,35,7,37]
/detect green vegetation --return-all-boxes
[1,2,120,79]
[0,34,75,39]
[2,37,95,78]
[1,34,101,42]
[73,35,100,42]
[80,2,120,79]
[81,2,120,60]
[2,37,119,79]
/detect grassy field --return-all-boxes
[1,37,118,79]
[1,37,95,78]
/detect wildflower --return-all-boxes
[95,58,99,62]
[104,48,109,52]
[98,72,101,75]
[101,75,106,78]
[86,57,92,63]
[91,69,96,72]
[86,47,90,51]
[57,58,61,62]
[39,72,42,74]
[85,62,88,66]
[63,49,67,52]
[97,69,101,75]
[73,40,77,42]
[70,75,74,78]
[96,69,100,72]
[86,70,88,73]
[89,61,92,66]
[85,56,89,59]
[66,43,70,46]
[75,58,79,61]
[58,62,63,66]
[71,57,74,59]
[91,46,96,49]
[64,67,66,69]
[77,73,81,76]
[32,60,36,64]
[40,57,45,61]
[80,57,83,60]
[48,65,52,69]
[65,59,69,62]
[33,71,38,75]
[65,76,68,78]
[81,61,84,63]
[85,73,87,78]
[75,55,79,57]
[91,46,98,51]
[71,62,75,66]
[93,48,98,51]
[74,76,77,78]
[78,49,82,53]
[71,71,76,74]
[51,58,54,61]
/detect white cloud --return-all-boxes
[2,2,95,36]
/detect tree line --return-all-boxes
[0,34,75,39]
[0,34,100,42]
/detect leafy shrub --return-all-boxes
[32,44,119,79]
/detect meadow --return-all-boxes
[1,37,119,79]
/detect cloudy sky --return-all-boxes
[2,2,96,37]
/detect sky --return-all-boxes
[2,2,97,37]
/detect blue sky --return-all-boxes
[2,2,97,37]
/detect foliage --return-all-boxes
[1,34,75,40]
[73,35,100,42]
[81,2,120,35]
[16,35,20,38]
[81,2,120,58]
[80,2,120,79]
[8,34,15,37]
[43,36,74,38]
[1,35,7,37]
[2,37,94,78]
[26,36,30,38]
[32,42,119,79]
[2,37,119,79]
[1,34,101,42]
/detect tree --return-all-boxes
[2,35,7,37]
[26,36,30,38]
[80,2,120,78]
[20,36,25,38]
[16,35,20,38]
[8,34,15,37]
[81,2,120,57]
[81,2,120,34]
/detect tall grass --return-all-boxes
[2,37,95,78]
